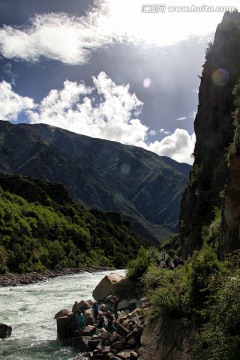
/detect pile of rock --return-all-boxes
[55,274,150,360]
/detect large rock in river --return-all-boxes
[92,274,122,301]
[0,323,12,339]
[92,275,136,301]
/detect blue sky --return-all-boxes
[0,0,239,164]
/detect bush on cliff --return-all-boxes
[199,271,240,360]
[139,244,240,359]
[127,246,159,280]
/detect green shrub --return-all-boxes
[187,245,221,312]
[127,246,152,279]
[199,271,240,360]
[142,264,192,318]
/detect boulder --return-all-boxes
[71,336,88,351]
[88,338,101,350]
[82,325,96,336]
[115,323,129,337]
[54,309,72,319]
[130,351,139,360]
[100,303,113,312]
[117,299,137,312]
[92,275,122,301]
[117,352,136,360]
[112,278,136,298]
[0,323,12,339]
[56,313,76,340]
[78,299,92,311]
[111,341,124,352]
[137,297,150,309]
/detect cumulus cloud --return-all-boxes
[28,72,147,146]
[148,128,195,164]
[0,75,194,164]
[0,81,35,120]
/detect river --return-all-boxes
[0,269,126,360]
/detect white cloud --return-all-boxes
[28,72,147,146]
[0,81,35,120]
[160,128,170,135]
[0,0,239,65]
[176,116,187,121]
[148,128,195,164]
[0,76,195,164]
[0,11,113,65]
[149,130,156,136]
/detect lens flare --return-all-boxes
[143,77,151,88]
[120,163,131,174]
[212,68,230,86]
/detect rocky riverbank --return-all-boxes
[55,274,150,360]
[0,267,115,287]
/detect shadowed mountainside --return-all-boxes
[0,121,191,243]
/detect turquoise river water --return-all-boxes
[0,269,126,360]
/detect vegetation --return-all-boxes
[129,244,240,360]
[0,173,151,274]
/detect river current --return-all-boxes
[0,269,126,360]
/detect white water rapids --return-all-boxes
[0,269,126,359]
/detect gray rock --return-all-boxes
[130,351,139,360]
[116,323,129,337]
[0,323,12,339]
[54,309,72,319]
[78,300,92,311]
[72,336,88,351]
[88,338,101,350]
[111,341,124,352]
[82,325,96,336]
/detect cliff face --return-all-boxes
[179,12,240,259]
[219,106,240,257]
[139,315,198,360]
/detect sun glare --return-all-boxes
[98,0,240,45]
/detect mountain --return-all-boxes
[0,172,151,273]
[179,11,240,258]
[0,121,191,243]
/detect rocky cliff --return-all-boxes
[179,11,240,259]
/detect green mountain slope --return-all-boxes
[0,121,191,243]
[0,173,151,274]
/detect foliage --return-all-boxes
[160,233,181,258]
[141,245,221,320]
[139,242,240,359]
[232,82,240,106]
[127,246,154,279]
[0,173,151,274]
[226,83,240,162]
[187,245,222,313]
[201,208,221,248]
[142,264,192,318]
[205,41,213,57]
[198,269,240,360]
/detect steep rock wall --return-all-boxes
[179,11,240,258]
[139,315,198,360]
[219,107,240,257]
